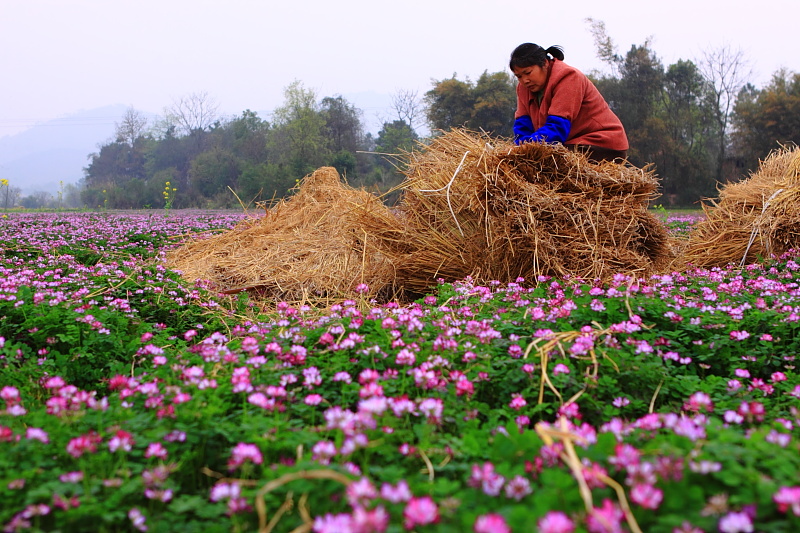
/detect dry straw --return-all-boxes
[166,166,402,303]
[167,129,675,302]
[681,145,800,268]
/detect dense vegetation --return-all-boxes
[2,212,800,532]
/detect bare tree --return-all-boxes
[585,18,623,76]
[699,45,751,181]
[115,106,149,146]
[389,89,425,132]
[165,91,220,136]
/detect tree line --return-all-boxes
[17,23,800,210]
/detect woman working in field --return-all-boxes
[510,43,629,162]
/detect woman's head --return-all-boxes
[509,43,565,70]
[510,44,564,94]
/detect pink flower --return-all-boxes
[537,511,575,533]
[380,480,412,503]
[771,371,787,382]
[305,394,323,406]
[355,283,370,294]
[509,393,527,410]
[455,379,475,397]
[313,513,352,532]
[553,363,570,375]
[66,432,101,458]
[312,440,337,465]
[608,443,640,470]
[43,376,66,389]
[352,505,389,533]
[418,398,443,422]
[718,511,753,533]
[474,513,510,533]
[108,430,135,453]
[59,471,84,483]
[630,483,663,509]
[684,391,713,412]
[612,397,630,408]
[773,485,800,515]
[227,442,263,471]
[346,477,377,507]
[128,508,148,532]
[586,498,625,533]
[729,330,750,341]
[0,386,20,403]
[210,482,241,502]
[144,442,168,460]
[403,496,439,529]
[504,475,532,501]
[25,427,49,443]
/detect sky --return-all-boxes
[1,0,798,138]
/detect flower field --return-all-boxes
[1,211,800,533]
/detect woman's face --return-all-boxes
[512,63,548,93]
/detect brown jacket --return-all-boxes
[515,59,628,150]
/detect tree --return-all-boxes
[84,136,149,187]
[424,72,516,136]
[226,110,270,162]
[699,45,751,182]
[188,148,241,198]
[424,75,475,132]
[659,60,717,202]
[390,89,425,133]
[115,107,150,147]
[585,18,624,76]
[471,71,516,137]
[373,120,419,196]
[321,95,364,154]
[731,69,800,171]
[269,81,330,175]
[165,91,221,136]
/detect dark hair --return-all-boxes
[509,43,565,70]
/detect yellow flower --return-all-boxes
[0,179,8,186]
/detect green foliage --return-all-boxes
[425,71,516,136]
[2,212,800,532]
[732,69,800,172]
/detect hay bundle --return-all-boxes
[682,146,800,268]
[359,129,672,293]
[168,130,674,302]
[166,167,402,301]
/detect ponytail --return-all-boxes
[545,45,565,61]
[509,43,565,70]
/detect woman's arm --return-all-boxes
[515,115,572,145]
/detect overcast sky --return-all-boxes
[1,0,798,138]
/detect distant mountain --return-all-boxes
[0,104,130,194]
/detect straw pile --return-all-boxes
[681,145,800,268]
[166,166,401,302]
[167,129,675,302]
[359,129,672,294]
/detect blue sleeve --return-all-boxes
[513,115,534,144]
[517,115,572,145]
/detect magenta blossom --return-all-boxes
[403,496,439,529]
[537,511,575,533]
[474,513,510,533]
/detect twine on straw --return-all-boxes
[740,188,783,267]
[418,150,471,237]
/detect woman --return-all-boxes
[510,43,628,162]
